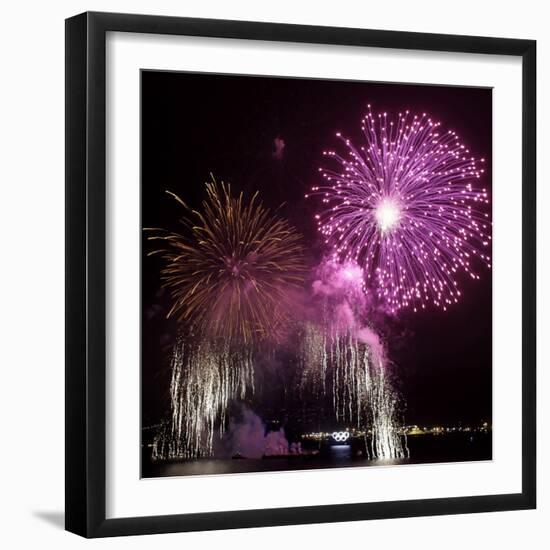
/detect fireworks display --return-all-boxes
[153,338,254,460]
[143,85,491,471]
[300,324,407,459]
[309,106,491,313]
[148,178,307,345]
[300,260,408,459]
[149,178,307,458]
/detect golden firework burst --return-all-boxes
[147,177,307,345]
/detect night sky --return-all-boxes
[141,70,492,432]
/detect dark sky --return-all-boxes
[141,70,492,429]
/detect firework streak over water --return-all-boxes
[309,107,491,313]
[148,178,306,458]
[153,338,254,459]
[300,260,408,459]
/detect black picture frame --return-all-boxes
[65,11,536,538]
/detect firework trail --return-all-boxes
[308,106,491,313]
[149,177,307,458]
[148,177,307,345]
[300,260,407,459]
[153,337,254,460]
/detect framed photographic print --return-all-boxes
[65,11,536,537]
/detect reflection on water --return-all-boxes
[329,444,352,460]
[142,433,492,478]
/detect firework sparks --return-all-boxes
[300,260,408,460]
[308,106,491,313]
[300,323,407,460]
[148,177,307,345]
[153,338,255,460]
[148,177,307,458]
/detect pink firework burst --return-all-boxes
[308,106,492,313]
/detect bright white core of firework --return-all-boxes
[375,198,401,233]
